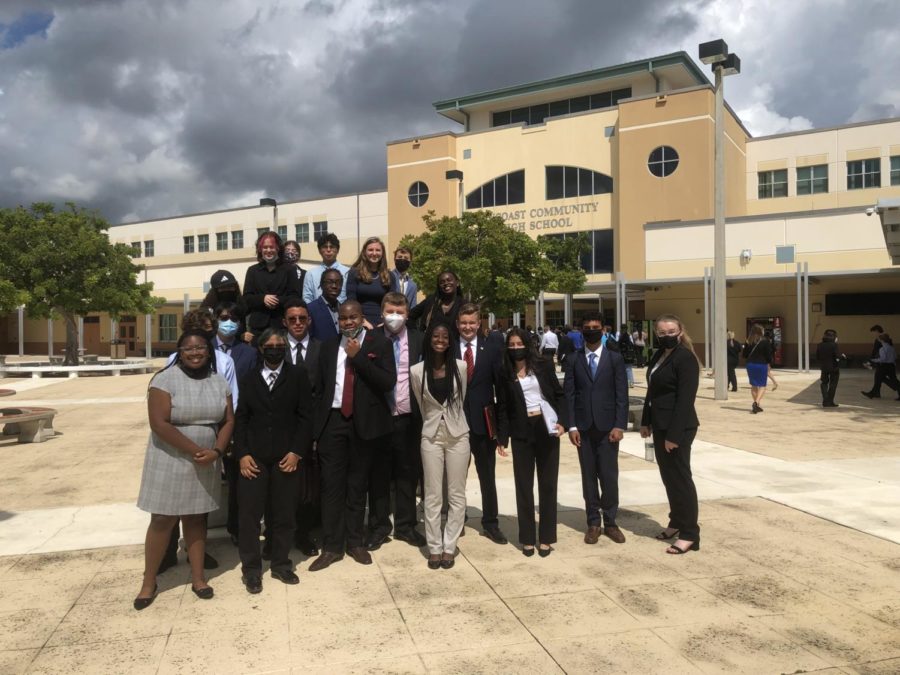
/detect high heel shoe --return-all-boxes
[666,541,699,555]
[538,545,553,558]
[191,585,214,600]
[522,546,535,557]
[133,583,158,611]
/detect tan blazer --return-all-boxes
[410,360,469,439]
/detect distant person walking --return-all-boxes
[816,329,844,408]
[726,330,741,392]
[862,333,900,400]
[743,323,772,414]
[539,325,559,361]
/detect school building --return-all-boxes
[3,51,899,365]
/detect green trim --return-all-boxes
[433,52,709,112]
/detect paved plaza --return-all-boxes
[0,363,898,674]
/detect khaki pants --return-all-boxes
[421,421,470,555]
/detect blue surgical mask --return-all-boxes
[218,319,238,337]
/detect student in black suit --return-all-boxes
[234,328,313,593]
[282,298,322,556]
[563,313,629,545]
[640,314,701,555]
[366,292,427,550]
[816,329,844,408]
[307,268,342,343]
[242,232,300,338]
[453,303,508,544]
[726,330,741,392]
[308,300,397,571]
[496,328,568,557]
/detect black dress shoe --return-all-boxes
[133,583,158,611]
[366,532,391,551]
[440,556,455,569]
[191,585,214,599]
[522,546,535,557]
[308,551,343,572]
[347,546,373,565]
[538,545,553,558]
[294,537,319,557]
[242,575,263,594]
[394,530,427,547]
[862,391,879,399]
[481,526,508,545]
[271,569,300,585]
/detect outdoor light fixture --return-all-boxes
[445,170,463,181]
[698,39,728,64]
[259,198,276,208]
[720,53,741,76]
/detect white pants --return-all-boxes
[421,421,470,555]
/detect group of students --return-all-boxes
[132,232,702,609]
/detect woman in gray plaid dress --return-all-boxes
[134,330,234,609]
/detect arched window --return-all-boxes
[466,170,525,209]
[545,166,613,200]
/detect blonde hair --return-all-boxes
[655,313,700,363]
[352,236,392,288]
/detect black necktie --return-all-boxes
[297,343,305,364]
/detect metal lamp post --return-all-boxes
[699,39,740,401]
[260,197,277,233]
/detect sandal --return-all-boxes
[666,541,699,555]
[655,529,679,540]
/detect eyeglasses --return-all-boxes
[179,346,208,354]
[286,316,309,324]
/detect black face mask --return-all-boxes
[508,348,528,362]
[658,334,680,350]
[394,258,411,273]
[262,347,285,365]
[582,329,603,344]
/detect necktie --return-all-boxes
[219,344,229,353]
[297,343,305,364]
[589,353,598,379]
[267,371,277,390]
[340,357,354,417]
[389,334,400,410]
[464,342,474,383]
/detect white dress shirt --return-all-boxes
[331,329,366,408]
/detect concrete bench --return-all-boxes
[627,396,645,430]
[1,407,57,443]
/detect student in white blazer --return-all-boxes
[410,320,469,570]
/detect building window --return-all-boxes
[296,222,309,243]
[198,234,209,253]
[466,170,525,209]
[159,315,177,342]
[797,165,828,195]
[313,221,328,241]
[891,156,900,186]
[758,169,788,199]
[847,158,881,190]
[183,236,195,254]
[541,230,614,274]
[277,225,287,241]
[216,233,228,251]
[545,166,613,200]
[257,227,268,240]
[408,181,429,207]
[231,231,244,249]
[143,240,154,257]
[491,87,631,127]
[647,146,679,178]
[131,243,141,258]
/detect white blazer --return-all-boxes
[410,360,469,439]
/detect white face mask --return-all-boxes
[384,312,405,334]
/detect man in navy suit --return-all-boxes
[390,246,418,310]
[307,268,342,343]
[455,303,508,544]
[563,313,629,545]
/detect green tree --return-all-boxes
[0,202,164,364]
[400,210,587,317]
[537,232,591,296]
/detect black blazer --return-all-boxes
[233,362,313,462]
[284,337,322,394]
[313,330,397,441]
[640,345,700,445]
[496,359,569,447]
[563,346,629,433]
[409,295,464,336]
[242,262,300,331]
[726,339,742,368]
[453,334,502,436]
[816,340,841,373]
[307,296,339,343]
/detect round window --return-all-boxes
[408,181,429,207]
[647,146,679,177]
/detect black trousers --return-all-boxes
[820,369,839,404]
[318,410,376,553]
[237,457,299,575]
[541,348,557,360]
[870,363,900,395]
[470,432,499,527]
[653,428,699,541]
[511,416,560,545]
[368,414,420,537]
[576,426,619,527]
[727,364,738,391]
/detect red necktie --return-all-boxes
[340,357,354,417]
[464,342,474,383]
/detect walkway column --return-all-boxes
[513,311,521,328]
[796,263,803,370]
[145,314,153,358]
[183,293,190,315]
[18,306,24,356]
[47,319,53,357]
[803,262,810,372]
[564,293,573,326]
[78,317,84,355]
[704,267,711,369]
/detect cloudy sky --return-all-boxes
[1,0,898,223]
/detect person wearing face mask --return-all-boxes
[242,232,300,338]
[391,246,418,310]
[346,236,398,329]
[233,328,313,593]
[283,240,306,297]
[365,292,427,551]
[563,314,629,546]
[496,328,567,557]
[309,300,397,571]
[640,314,701,555]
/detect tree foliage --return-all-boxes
[0,202,164,364]
[400,210,587,316]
